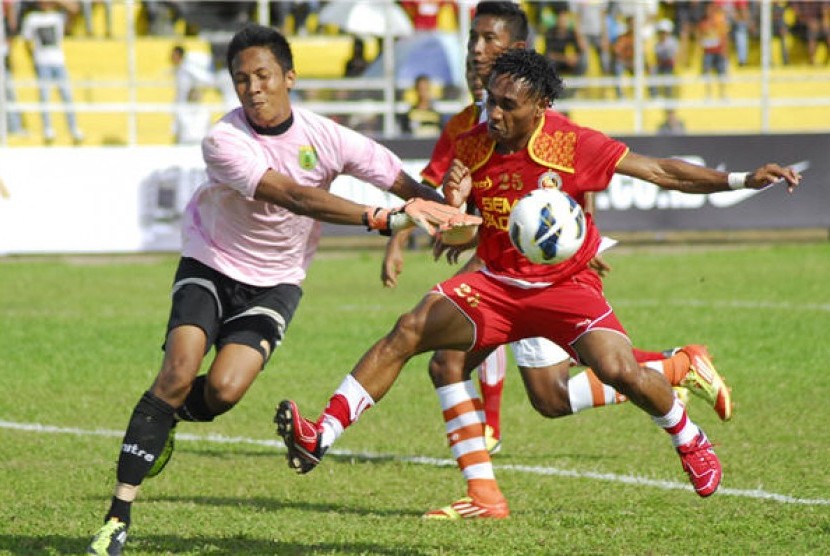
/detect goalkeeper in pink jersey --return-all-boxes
[276,48,801,519]
[86,24,479,555]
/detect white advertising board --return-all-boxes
[0,147,425,254]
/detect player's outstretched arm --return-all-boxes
[254,169,480,236]
[254,168,367,224]
[387,170,446,203]
[617,152,802,194]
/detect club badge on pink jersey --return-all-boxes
[299,145,318,170]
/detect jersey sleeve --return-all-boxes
[201,123,269,199]
[573,128,628,193]
[327,120,403,191]
[420,126,455,188]
[420,104,477,188]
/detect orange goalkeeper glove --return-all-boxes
[362,199,482,236]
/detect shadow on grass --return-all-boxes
[156,444,426,470]
[179,444,618,468]
[0,534,431,555]
[147,493,423,518]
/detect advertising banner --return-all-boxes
[0,133,827,254]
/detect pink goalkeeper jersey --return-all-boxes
[182,106,403,286]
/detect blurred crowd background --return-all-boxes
[1,0,829,146]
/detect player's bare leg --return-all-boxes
[520,346,731,420]
[276,293,480,472]
[572,330,722,497]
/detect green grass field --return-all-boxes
[1,242,829,555]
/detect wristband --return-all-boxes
[362,206,384,231]
[363,206,396,236]
[727,172,749,190]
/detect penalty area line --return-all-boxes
[2,419,828,507]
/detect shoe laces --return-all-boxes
[679,435,718,467]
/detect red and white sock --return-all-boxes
[652,395,700,448]
[436,380,504,504]
[318,374,374,450]
[477,345,507,440]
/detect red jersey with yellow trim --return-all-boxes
[420,102,481,187]
[454,110,628,284]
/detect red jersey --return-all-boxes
[420,102,480,187]
[454,110,628,284]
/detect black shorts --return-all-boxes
[165,257,303,365]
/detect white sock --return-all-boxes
[652,396,700,448]
[568,372,618,413]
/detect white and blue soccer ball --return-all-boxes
[508,188,586,265]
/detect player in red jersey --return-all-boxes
[383,2,731,458]
[276,47,801,518]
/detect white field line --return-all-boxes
[2,419,828,507]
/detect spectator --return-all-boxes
[400,1,451,31]
[169,44,215,144]
[176,2,252,36]
[771,0,792,65]
[78,0,112,37]
[718,0,752,66]
[790,0,830,65]
[650,17,680,98]
[570,0,611,75]
[614,0,659,23]
[287,1,319,35]
[141,1,183,35]
[342,36,379,135]
[672,0,707,67]
[657,108,687,135]
[2,0,26,137]
[20,0,84,144]
[344,35,368,77]
[544,9,588,90]
[533,1,569,29]
[698,1,730,99]
[611,17,635,98]
[173,86,211,144]
[400,74,442,138]
[171,44,213,106]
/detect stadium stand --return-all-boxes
[2,0,829,145]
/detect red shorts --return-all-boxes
[432,268,628,362]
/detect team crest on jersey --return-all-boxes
[298,145,318,170]
[472,175,493,191]
[538,171,563,190]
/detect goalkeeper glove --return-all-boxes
[362,199,481,236]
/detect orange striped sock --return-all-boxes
[569,370,626,412]
[437,381,504,505]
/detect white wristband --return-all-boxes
[728,172,749,190]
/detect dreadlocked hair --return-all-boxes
[490,49,565,107]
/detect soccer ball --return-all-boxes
[508,188,586,264]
